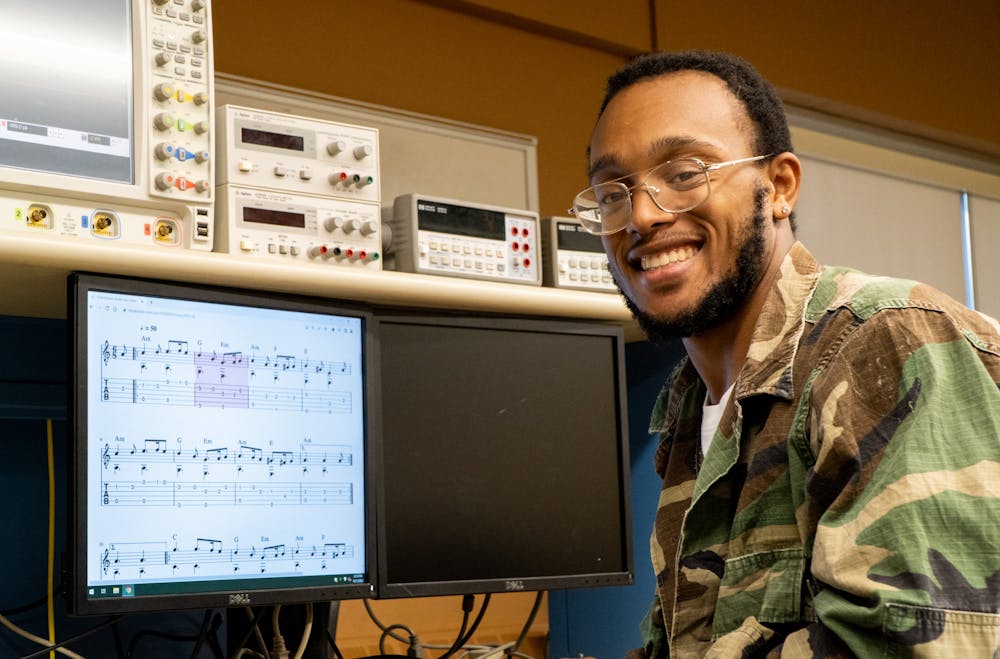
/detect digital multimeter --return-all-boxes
[387,194,541,286]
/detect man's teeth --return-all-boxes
[641,246,697,271]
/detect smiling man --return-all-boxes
[572,51,1000,658]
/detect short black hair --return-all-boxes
[600,50,793,160]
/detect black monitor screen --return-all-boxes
[69,274,376,614]
[375,313,632,597]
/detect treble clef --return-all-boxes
[102,444,111,469]
[102,548,110,575]
[102,340,111,365]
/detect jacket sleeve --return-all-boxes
[784,307,1000,656]
[631,593,669,659]
[705,306,1000,657]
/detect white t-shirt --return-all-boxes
[701,383,735,457]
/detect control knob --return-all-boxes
[343,219,378,235]
[154,173,175,191]
[154,113,176,131]
[153,143,175,161]
[153,83,174,101]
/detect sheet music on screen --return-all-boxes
[82,286,368,602]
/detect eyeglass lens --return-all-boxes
[573,160,710,234]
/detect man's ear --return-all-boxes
[768,152,801,220]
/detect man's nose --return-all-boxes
[626,185,677,235]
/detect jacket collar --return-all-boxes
[648,242,822,434]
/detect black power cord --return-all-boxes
[438,594,474,659]
[439,593,492,659]
[505,592,543,658]
[17,615,122,659]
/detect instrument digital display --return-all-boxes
[243,206,307,229]
[240,127,305,152]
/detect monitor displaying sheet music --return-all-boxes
[69,273,376,614]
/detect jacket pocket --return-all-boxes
[713,547,808,637]
[883,603,1000,658]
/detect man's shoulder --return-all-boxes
[810,264,990,321]
[808,265,926,320]
[803,262,1000,355]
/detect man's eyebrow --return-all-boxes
[587,136,717,180]
[648,136,716,158]
[587,153,624,180]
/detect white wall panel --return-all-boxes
[970,194,1000,319]
[795,156,966,302]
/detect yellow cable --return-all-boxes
[47,418,56,659]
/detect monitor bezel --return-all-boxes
[68,272,380,615]
[371,311,633,599]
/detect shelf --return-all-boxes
[0,234,633,325]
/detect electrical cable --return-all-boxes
[290,603,312,659]
[18,617,122,659]
[240,606,271,659]
[230,651,267,659]
[270,605,289,659]
[1,422,76,659]
[363,596,494,655]
[0,613,84,659]
[111,619,125,659]
[325,629,345,659]
[188,609,226,659]
[438,595,473,659]
[362,599,408,645]
[228,607,268,659]
[0,586,53,616]
[378,623,420,656]
[505,592,543,657]
[189,609,214,658]
[452,593,491,652]
[46,419,56,659]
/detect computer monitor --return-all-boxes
[69,273,376,614]
[374,312,633,598]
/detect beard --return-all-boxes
[617,185,770,343]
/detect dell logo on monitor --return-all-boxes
[504,580,525,591]
[229,593,251,606]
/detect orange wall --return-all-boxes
[213,0,999,221]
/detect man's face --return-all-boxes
[588,71,776,340]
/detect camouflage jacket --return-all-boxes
[638,242,1000,658]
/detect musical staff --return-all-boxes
[101,340,352,377]
[101,440,353,474]
[99,536,355,579]
[102,480,354,507]
[101,377,352,413]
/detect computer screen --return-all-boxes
[69,273,376,614]
[374,313,633,597]
[0,0,134,183]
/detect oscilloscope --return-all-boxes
[0,0,216,250]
